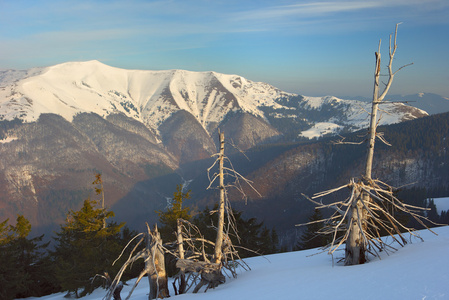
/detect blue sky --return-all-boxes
[0,0,448,97]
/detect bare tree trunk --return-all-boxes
[345,44,382,266]
[365,42,382,179]
[176,219,186,294]
[147,225,169,299]
[345,186,367,265]
[214,131,225,264]
[345,24,405,265]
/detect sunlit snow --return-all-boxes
[0,61,290,136]
[300,122,342,139]
[0,61,427,140]
[28,226,449,300]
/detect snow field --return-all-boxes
[28,226,449,300]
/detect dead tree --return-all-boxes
[103,224,169,300]
[214,130,226,264]
[207,130,260,264]
[299,24,437,266]
[170,131,255,293]
[173,218,187,295]
[106,131,255,297]
[346,22,413,265]
[172,218,249,294]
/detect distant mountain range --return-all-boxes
[0,61,445,238]
[340,93,449,115]
[1,61,428,146]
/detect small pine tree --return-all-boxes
[192,205,279,258]
[156,184,192,242]
[52,198,125,297]
[0,215,54,300]
[156,184,192,277]
[297,209,328,250]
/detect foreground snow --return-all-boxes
[30,226,449,300]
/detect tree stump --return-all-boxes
[147,226,170,299]
[176,259,225,293]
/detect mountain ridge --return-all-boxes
[0,61,443,238]
[0,60,428,144]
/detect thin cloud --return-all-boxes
[233,2,381,21]
[228,0,449,33]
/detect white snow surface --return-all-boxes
[27,226,449,300]
[0,61,289,135]
[301,95,423,132]
[300,122,343,139]
[1,61,426,139]
[0,136,18,143]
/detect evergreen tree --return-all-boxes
[426,198,439,223]
[297,209,328,250]
[156,184,192,242]
[52,198,125,297]
[156,184,192,277]
[0,216,31,300]
[0,215,55,300]
[192,205,279,258]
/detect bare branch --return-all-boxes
[376,132,392,146]
[332,135,366,145]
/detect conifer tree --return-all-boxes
[52,198,125,297]
[296,209,328,250]
[192,205,278,257]
[0,215,54,300]
[156,184,192,242]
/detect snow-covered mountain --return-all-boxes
[0,61,433,238]
[343,93,449,115]
[0,61,286,137]
[0,60,427,142]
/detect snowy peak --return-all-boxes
[0,61,289,136]
[0,61,428,141]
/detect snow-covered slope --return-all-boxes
[0,61,289,136]
[29,226,449,300]
[0,61,427,140]
[300,95,427,132]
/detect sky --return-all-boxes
[0,0,448,98]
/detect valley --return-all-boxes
[0,61,447,244]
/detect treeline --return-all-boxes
[377,112,449,153]
[0,184,280,299]
[0,117,23,139]
[0,199,143,299]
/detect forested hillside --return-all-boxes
[0,111,447,247]
[191,111,449,246]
